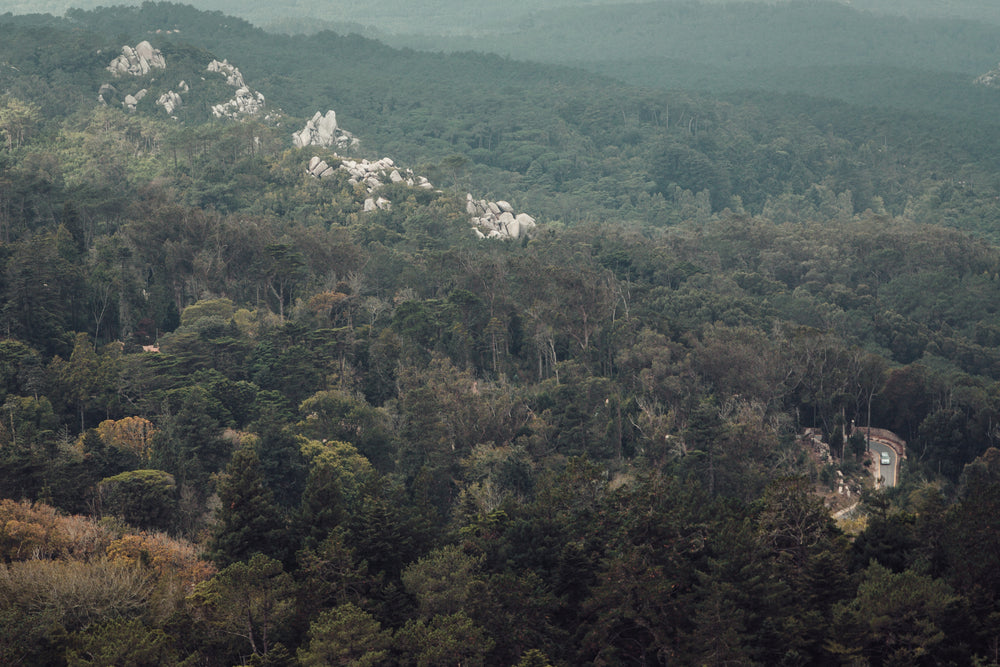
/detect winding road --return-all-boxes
[868,438,898,488]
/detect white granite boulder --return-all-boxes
[123,89,147,112]
[212,86,265,119]
[107,41,166,77]
[207,59,245,88]
[293,110,358,149]
[157,90,183,115]
[467,194,538,240]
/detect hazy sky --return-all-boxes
[2,1,999,38]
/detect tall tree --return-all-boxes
[210,445,287,568]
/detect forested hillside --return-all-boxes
[3,3,1000,665]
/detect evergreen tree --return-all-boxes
[210,445,287,568]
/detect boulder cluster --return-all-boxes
[975,64,1000,88]
[467,195,536,240]
[207,59,267,120]
[101,42,169,112]
[307,155,338,180]
[207,59,245,88]
[156,82,188,116]
[123,89,148,112]
[293,111,358,150]
[341,157,434,192]
[306,155,434,212]
[106,41,165,77]
[305,151,537,239]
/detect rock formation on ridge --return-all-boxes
[293,111,358,149]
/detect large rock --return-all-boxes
[156,90,183,115]
[466,193,538,240]
[107,41,166,77]
[316,111,337,143]
[123,89,147,112]
[505,218,521,240]
[212,86,265,119]
[293,110,357,149]
[309,160,330,177]
[207,59,245,88]
[515,213,536,229]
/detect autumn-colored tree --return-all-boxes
[106,531,215,591]
[96,416,156,463]
[0,499,113,561]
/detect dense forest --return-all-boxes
[3,2,1000,665]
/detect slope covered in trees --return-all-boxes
[2,3,1000,664]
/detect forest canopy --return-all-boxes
[1,2,1000,665]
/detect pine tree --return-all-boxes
[210,445,287,568]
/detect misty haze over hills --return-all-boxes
[3,0,1000,35]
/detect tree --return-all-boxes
[48,333,120,432]
[254,421,307,509]
[66,617,183,667]
[96,416,156,463]
[830,562,966,666]
[754,476,853,663]
[395,612,495,667]
[0,97,41,151]
[96,469,178,532]
[3,230,79,355]
[261,243,305,322]
[188,553,295,664]
[151,385,229,494]
[401,544,486,619]
[297,390,395,471]
[210,445,287,568]
[297,438,376,548]
[298,603,392,667]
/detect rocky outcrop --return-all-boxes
[336,156,434,193]
[305,154,434,212]
[364,196,392,211]
[976,65,1000,88]
[156,81,189,115]
[293,111,358,149]
[304,154,536,238]
[103,40,166,111]
[207,59,245,88]
[306,155,338,179]
[123,89,148,112]
[212,86,266,119]
[207,59,268,120]
[467,195,536,240]
[156,90,183,115]
[107,41,166,77]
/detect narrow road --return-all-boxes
[868,439,897,488]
